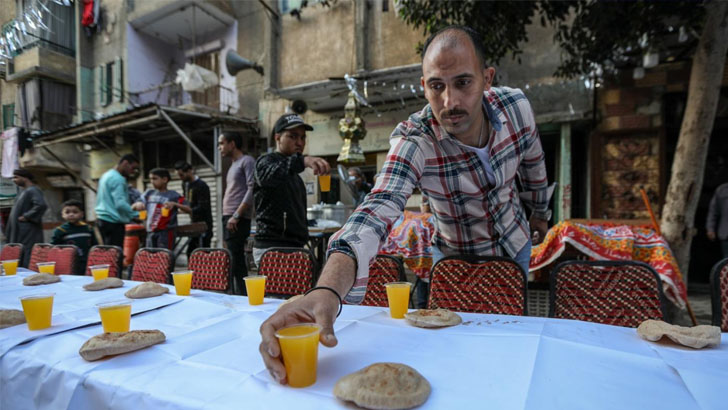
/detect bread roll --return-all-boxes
[79,330,166,361]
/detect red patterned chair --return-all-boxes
[130,247,174,284]
[28,244,79,275]
[710,258,728,332]
[85,245,124,278]
[361,255,407,307]
[428,255,528,315]
[258,247,316,298]
[189,248,232,293]
[0,243,23,262]
[549,260,667,327]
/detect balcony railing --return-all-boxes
[129,82,238,113]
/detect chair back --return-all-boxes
[428,255,528,315]
[259,247,316,298]
[549,260,668,327]
[361,255,407,307]
[189,248,232,293]
[29,244,78,275]
[28,243,52,272]
[710,258,728,332]
[130,247,174,284]
[85,245,123,278]
[0,243,23,262]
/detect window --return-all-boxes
[97,58,124,107]
[2,104,15,129]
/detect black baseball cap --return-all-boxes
[273,114,313,134]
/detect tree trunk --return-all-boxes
[660,0,728,285]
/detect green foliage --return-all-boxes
[396,0,705,78]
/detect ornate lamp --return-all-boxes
[337,91,366,164]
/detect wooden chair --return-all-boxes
[710,258,728,332]
[361,255,407,307]
[189,248,233,294]
[130,247,174,284]
[85,245,124,278]
[428,255,528,315]
[258,247,316,298]
[549,260,668,327]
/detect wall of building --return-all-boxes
[231,1,266,119]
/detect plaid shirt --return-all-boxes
[329,87,550,303]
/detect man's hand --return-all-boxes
[226,217,238,233]
[303,156,331,176]
[259,290,339,384]
[163,201,176,209]
[707,231,717,241]
[131,202,145,211]
[18,216,27,222]
[529,215,549,245]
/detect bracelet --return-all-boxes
[304,286,343,318]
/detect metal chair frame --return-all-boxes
[85,245,124,278]
[130,247,175,284]
[709,257,728,331]
[189,247,233,294]
[259,247,317,298]
[360,254,408,307]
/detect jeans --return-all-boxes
[415,239,532,309]
[223,216,251,296]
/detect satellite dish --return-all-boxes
[337,164,358,199]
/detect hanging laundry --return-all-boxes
[1,127,19,178]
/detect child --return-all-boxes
[132,168,191,250]
[51,199,97,275]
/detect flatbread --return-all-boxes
[637,319,721,349]
[333,363,431,410]
[22,273,61,286]
[276,294,304,310]
[0,309,26,329]
[404,309,462,328]
[125,282,169,299]
[84,277,124,291]
[79,330,166,361]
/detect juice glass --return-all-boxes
[37,262,56,275]
[172,270,193,296]
[318,174,331,192]
[161,207,170,217]
[2,259,19,275]
[90,264,111,281]
[385,282,411,319]
[138,210,147,220]
[244,275,266,305]
[19,293,54,330]
[275,323,322,388]
[97,300,132,332]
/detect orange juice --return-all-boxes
[90,264,110,281]
[318,174,331,192]
[161,207,170,217]
[20,294,54,330]
[37,262,56,275]
[97,302,132,332]
[244,275,266,305]
[275,324,322,387]
[385,282,411,319]
[172,271,193,296]
[2,259,19,275]
[138,210,147,220]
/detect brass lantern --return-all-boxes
[337,91,366,164]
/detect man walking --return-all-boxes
[175,161,213,256]
[95,154,140,247]
[218,131,255,295]
[5,168,47,267]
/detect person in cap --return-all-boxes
[218,131,256,295]
[252,114,330,266]
[5,168,48,267]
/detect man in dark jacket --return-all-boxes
[253,114,330,266]
[175,161,213,257]
[5,168,47,267]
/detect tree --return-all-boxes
[397,0,728,282]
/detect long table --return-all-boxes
[1,269,726,409]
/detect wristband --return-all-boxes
[304,286,343,318]
[232,212,240,219]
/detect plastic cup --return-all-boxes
[138,210,147,220]
[97,300,132,332]
[37,262,56,275]
[172,270,193,296]
[385,282,411,319]
[161,207,170,217]
[244,275,266,305]
[2,259,19,276]
[19,293,54,330]
[90,264,111,281]
[318,174,331,192]
[275,323,322,388]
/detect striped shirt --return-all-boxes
[329,87,550,303]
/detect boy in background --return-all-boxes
[51,199,97,274]
[132,168,191,249]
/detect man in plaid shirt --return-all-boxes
[260,25,551,385]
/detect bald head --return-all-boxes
[422,25,488,69]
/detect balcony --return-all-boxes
[128,82,239,115]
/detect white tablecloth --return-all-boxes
[1,270,726,409]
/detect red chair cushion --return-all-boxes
[0,244,23,262]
